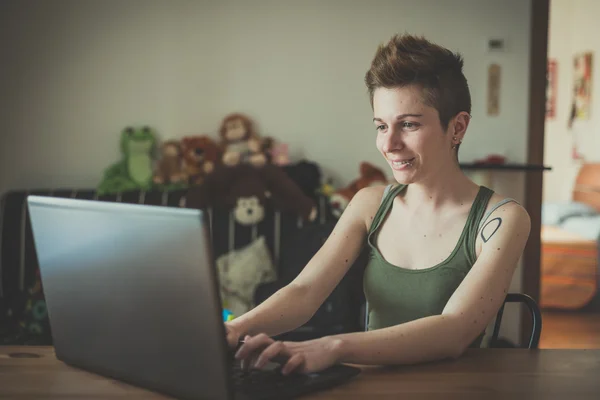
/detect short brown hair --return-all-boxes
[365,34,471,133]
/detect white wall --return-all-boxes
[0,0,532,190]
[544,0,600,203]
[0,0,533,344]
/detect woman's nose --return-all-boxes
[381,130,403,153]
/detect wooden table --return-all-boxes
[1,346,599,399]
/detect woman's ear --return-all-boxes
[450,111,471,143]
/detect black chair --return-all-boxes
[489,293,542,349]
[363,292,542,349]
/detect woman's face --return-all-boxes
[372,85,465,185]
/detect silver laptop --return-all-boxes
[27,195,360,400]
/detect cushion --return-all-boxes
[559,214,600,241]
[541,201,598,226]
[216,236,277,317]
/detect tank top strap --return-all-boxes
[462,186,495,264]
[477,197,520,232]
[368,184,406,235]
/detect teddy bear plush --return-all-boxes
[329,162,388,218]
[181,135,221,185]
[218,113,272,168]
[153,139,186,187]
[184,163,317,226]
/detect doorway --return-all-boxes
[526,0,600,349]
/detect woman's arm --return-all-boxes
[226,186,384,341]
[237,200,531,374]
[333,200,531,366]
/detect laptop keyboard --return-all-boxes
[227,343,360,399]
[232,362,310,394]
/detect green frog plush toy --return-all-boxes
[97,126,157,195]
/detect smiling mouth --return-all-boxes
[389,158,415,168]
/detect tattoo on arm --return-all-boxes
[481,217,502,243]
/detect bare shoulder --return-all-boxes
[477,191,531,251]
[352,183,389,204]
[484,192,530,225]
[343,184,390,229]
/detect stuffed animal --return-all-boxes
[282,160,322,201]
[260,136,276,164]
[181,135,220,185]
[219,113,271,168]
[97,126,157,195]
[153,139,187,187]
[270,142,290,166]
[184,164,317,226]
[329,162,387,218]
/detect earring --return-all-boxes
[452,136,462,150]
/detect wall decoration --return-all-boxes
[572,52,593,120]
[572,142,585,161]
[570,121,587,161]
[546,59,557,119]
[487,63,501,116]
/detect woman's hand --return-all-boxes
[234,333,343,375]
[225,321,243,348]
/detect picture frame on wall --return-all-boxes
[487,63,501,116]
[546,59,557,119]
[573,52,593,120]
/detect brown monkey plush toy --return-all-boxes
[184,164,317,225]
[219,113,271,168]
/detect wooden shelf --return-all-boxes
[460,163,551,171]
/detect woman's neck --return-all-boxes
[402,162,480,210]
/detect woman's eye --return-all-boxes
[375,125,386,131]
[402,121,418,129]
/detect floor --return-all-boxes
[539,310,600,349]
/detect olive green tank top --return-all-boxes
[363,184,495,348]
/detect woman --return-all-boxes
[225,34,531,375]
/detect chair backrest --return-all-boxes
[489,293,542,349]
[363,292,542,349]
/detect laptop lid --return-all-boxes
[27,195,234,400]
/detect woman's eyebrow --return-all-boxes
[373,114,423,122]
